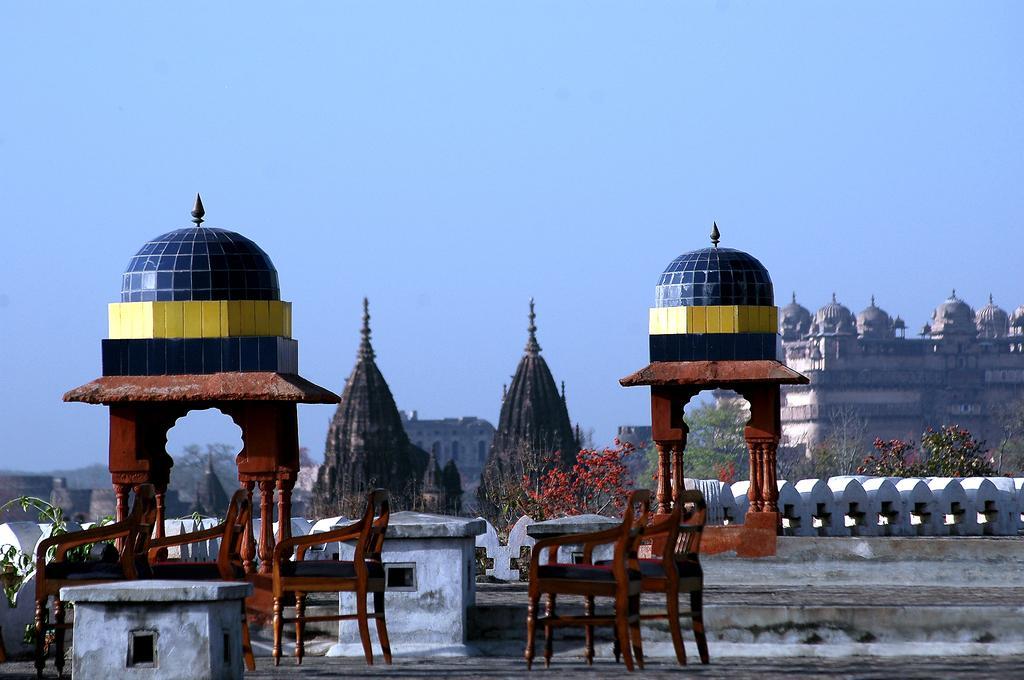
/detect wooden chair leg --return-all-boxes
[614,599,635,672]
[666,588,687,666]
[543,593,556,668]
[240,603,255,671]
[628,594,644,671]
[525,592,539,669]
[373,591,392,665]
[272,596,283,666]
[34,598,47,679]
[53,599,66,678]
[295,592,306,665]
[583,595,595,665]
[356,590,374,665]
[691,590,710,664]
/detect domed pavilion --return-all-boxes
[621,223,807,554]
[64,196,339,576]
[976,294,1009,339]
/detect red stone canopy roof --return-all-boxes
[620,360,808,388]
[64,373,339,405]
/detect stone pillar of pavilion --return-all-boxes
[63,196,339,576]
[620,223,807,554]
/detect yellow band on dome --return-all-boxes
[108,301,292,339]
[649,305,778,335]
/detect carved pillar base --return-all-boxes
[153,487,166,540]
[241,481,257,574]
[276,476,295,560]
[670,430,687,508]
[113,483,132,523]
[759,439,779,513]
[747,440,764,512]
[257,479,275,575]
[654,441,672,514]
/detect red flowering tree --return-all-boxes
[523,441,636,519]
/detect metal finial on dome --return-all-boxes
[792,291,797,304]
[710,221,721,248]
[832,292,837,303]
[525,298,541,355]
[951,289,957,299]
[989,293,994,305]
[560,380,566,403]
[191,193,205,226]
[871,294,876,307]
[358,297,375,360]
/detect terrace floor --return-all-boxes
[6,655,1024,679]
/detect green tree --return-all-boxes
[858,425,995,477]
[994,397,1024,475]
[644,397,749,482]
[441,460,464,514]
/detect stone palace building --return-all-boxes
[779,291,1024,454]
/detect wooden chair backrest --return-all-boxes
[216,489,251,578]
[673,490,707,560]
[648,489,707,568]
[612,489,652,576]
[354,489,390,576]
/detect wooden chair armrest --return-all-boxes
[38,527,132,566]
[580,525,632,561]
[273,522,362,562]
[644,514,677,538]
[532,526,623,565]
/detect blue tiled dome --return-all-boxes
[121,226,280,302]
[655,247,773,308]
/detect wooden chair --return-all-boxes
[33,484,157,679]
[146,489,255,671]
[525,489,652,671]
[271,488,391,666]
[606,489,709,665]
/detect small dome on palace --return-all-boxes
[655,246,774,308]
[975,295,1009,339]
[930,291,974,336]
[857,296,894,339]
[120,202,279,302]
[812,294,856,335]
[780,292,812,340]
[1011,305,1024,336]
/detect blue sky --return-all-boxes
[1,2,1021,470]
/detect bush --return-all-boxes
[857,425,995,477]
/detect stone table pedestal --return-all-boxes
[61,580,252,680]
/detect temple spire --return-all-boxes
[525,298,541,355]
[191,193,205,226]
[359,297,375,360]
[710,221,720,248]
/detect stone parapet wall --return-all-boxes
[729,475,1023,537]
